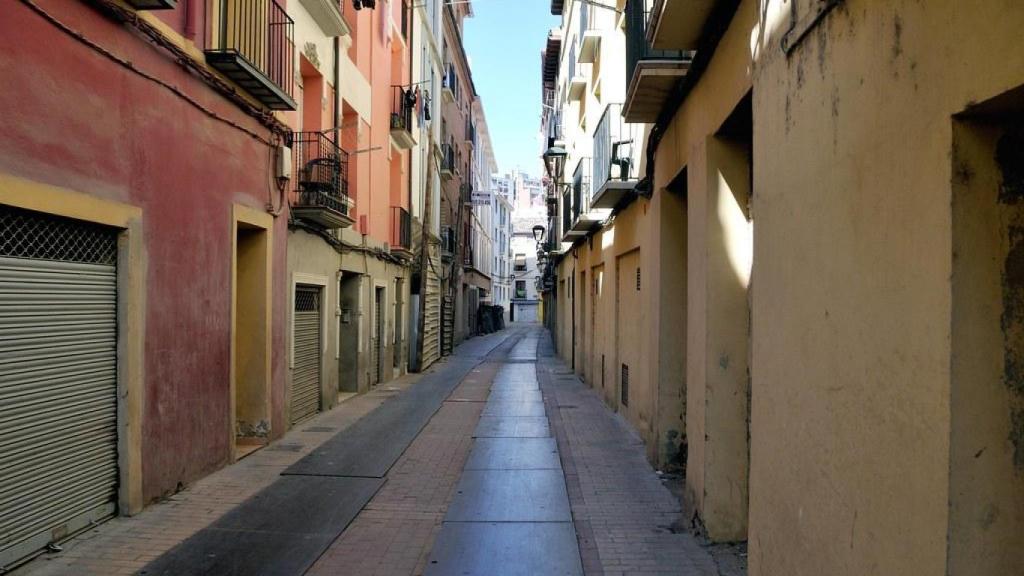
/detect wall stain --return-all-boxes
[996,123,1024,203]
[892,12,904,63]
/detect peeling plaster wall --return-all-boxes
[949,117,1024,576]
[749,1,1024,574]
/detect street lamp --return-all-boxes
[542,144,568,180]
[532,225,546,243]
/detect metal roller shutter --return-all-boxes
[291,287,321,425]
[421,246,441,369]
[0,206,119,570]
[373,289,383,384]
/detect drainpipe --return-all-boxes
[184,0,197,40]
[334,37,340,135]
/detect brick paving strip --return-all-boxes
[305,335,522,575]
[13,328,521,576]
[535,335,739,576]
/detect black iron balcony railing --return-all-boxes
[441,226,458,256]
[443,63,459,101]
[206,0,296,110]
[465,119,476,145]
[594,103,641,190]
[441,143,456,175]
[626,0,687,86]
[391,86,414,133]
[391,207,411,251]
[624,0,689,119]
[562,187,572,239]
[291,131,350,225]
[572,158,591,222]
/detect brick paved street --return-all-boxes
[13,325,744,575]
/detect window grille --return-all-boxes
[0,205,117,265]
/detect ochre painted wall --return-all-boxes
[748,1,1024,574]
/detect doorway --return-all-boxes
[338,273,361,393]
[233,215,271,460]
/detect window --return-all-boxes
[515,280,526,298]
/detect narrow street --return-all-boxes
[15,325,740,576]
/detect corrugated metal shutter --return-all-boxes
[291,286,321,425]
[0,206,119,570]
[373,289,383,384]
[421,245,441,369]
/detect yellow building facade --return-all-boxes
[545,0,1024,573]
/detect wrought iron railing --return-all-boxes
[562,187,572,237]
[594,103,641,191]
[210,0,294,100]
[624,0,687,89]
[441,143,456,173]
[568,43,578,80]
[441,226,457,256]
[572,158,591,222]
[443,62,459,99]
[391,85,415,133]
[292,131,349,214]
[391,207,411,250]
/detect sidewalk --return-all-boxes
[537,336,747,576]
[14,329,516,576]
[15,325,746,575]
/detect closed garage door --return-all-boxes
[0,206,119,569]
[516,302,538,323]
[292,286,321,425]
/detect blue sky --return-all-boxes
[464,0,559,177]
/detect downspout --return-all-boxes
[405,2,417,370]
[414,5,431,370]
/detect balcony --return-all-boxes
[647,0,717,51]
[623,0,691,123]
[567,44,586,102]
[440,143,456,179]
[390,86,416,150]
[465,119,476,149]
[442,63,458,103]
[551,0,564,15]
[390,207,412,257]
[561,159,606,243]
[205,0,296,110]
[542,30,562,92]
[592,103,644,209]
[578,3,601,64]
[569,158,606,235]
[441,226,457,261]
[290,132,353,229]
